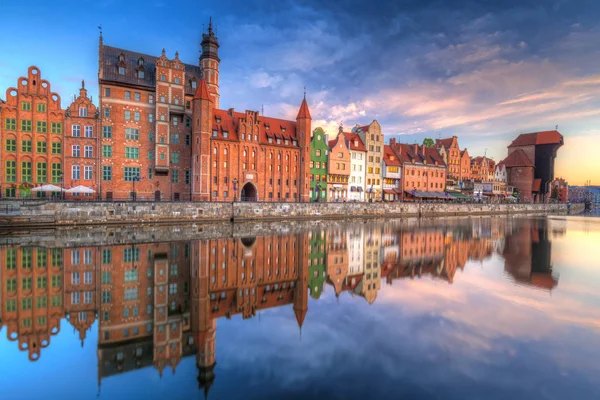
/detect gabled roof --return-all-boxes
[501,149,534,167]
[436,137,455,150]
[508,130,563,147]
[100,44,203,95]
[383,145,402,166]
[296,98,311,120]
[342,132,366,151]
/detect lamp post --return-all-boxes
[233,178,238,202]
[132,175,139,201]
[170,162,173,201]
[59,172,64,200]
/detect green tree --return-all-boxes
[422,138,435,148]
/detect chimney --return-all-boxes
[421,145,426,157]
[390,138,396,146]
[413,143,418,154]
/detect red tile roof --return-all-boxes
[194,79,212,101]
[501,149,534,167]
[211,108,298,146]
[508,130,563,147]
[383,145,402,166]
[435,137,454,149]
[296,98,311,119]
[342,132,366,151]
[391,143,446,166]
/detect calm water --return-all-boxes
[1,216,599,400]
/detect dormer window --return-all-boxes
[138,57,144,67]
[293,140,297,146]
[216,117,221,123]
[282,127,286,133]
[212,130,218,137]
[191,80,197,89]
[118,67,125,75]
[265,124,270,130]
[354,140,358,147]
[223,131,229,138]
[118,53,125,63]
[268,138,273,144]
[285,139,289,145]
[276,139,282,145]
[138,70,145,79]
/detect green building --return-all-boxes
[310,127,329,202]
[307,229,327,299]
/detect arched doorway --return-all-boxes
[240,182,258,202]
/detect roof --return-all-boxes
[502,149,534,168]
[508,130,563,148]
[391,143,446,166]
[211,108,298,147]
[194,79,212,100]
[342,132,366,151]
[296,98,311,119]
[383,144,402,166]
[100,44,203,95]
[436,137,456,150]
[532,178,542,192]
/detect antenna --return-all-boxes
[555,124,559,130]
[484,148,488,158]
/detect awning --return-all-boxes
[383,189,396,195]
[66,185,95,194]
[31,184,64,192]
[449,192,470,199]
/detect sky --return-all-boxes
[0,0,599,185]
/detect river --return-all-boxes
[1,215,599,399]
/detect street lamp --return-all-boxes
[233,178,238,202]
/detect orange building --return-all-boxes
[327,128,351,201]
[1,67,66,198]
[64,81,100,198]
[326,227,349,296]
[436,136,471,185]
[389,139,447,200]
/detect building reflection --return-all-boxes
[0,218,560,395]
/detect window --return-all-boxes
[104,88,111,97]
[148,113,154,122]
[172,116,178,126]
[185,169,190,184]
[36,296,46,309]
[118,66,125,75]
[124,110,131,120]
[138,70,145,79]
[124,167,140,181]
[79,107,88,117]
[124,287,138,301]
[37,103,47,112]
[36,121,47,133]
[5,118,16,130]
[21,120,32,132]
[22,101,32,111]
[103,145,112,157]
[125,128,139,140]
[21,162,32,182]
[84,145,93,158]
[85,126,93,138]
[36,141,46,153]
[84,166,92,180]
[185,134,190,145]
[72,124,81,137]
[171,151,179,164]
[102,166,112,181]
[102,271,111,284]
[149,95,154,104]
[161,74,166,82]
[175,77,180,84]
[134,111,140,121]
[134,92,140,101]
[51,163,61,183]
[125,147,139,159]
[22,298,33,310]
[171,170,179,183]
[72,145,80,157]
[72,165,80,180]
[160,95,166,103]
[5,139,16,152]
[22,140,32,152]
[84,291,93,304]
[102,291,111,304]
[171,133,180,144]
[102,249,112,264]
[102,126,112,138]
[51,122,62,134]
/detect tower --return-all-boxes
[200,18,220,109]
[191,80,213,201]
[296,94,312,203]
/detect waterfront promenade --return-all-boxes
[0,200,583,228]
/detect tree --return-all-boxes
[551,186,559,201]
[422,138,435,148]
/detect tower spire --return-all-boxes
[208,16,213,34]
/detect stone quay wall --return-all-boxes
[0,200,583,228]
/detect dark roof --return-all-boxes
[100,45,203,95]
[342,132,366,151]
[436,137,455,150]
[392,143,446,166]
[502,149,534,167]
[508,130,563,147]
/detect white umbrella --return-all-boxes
[32,184,64,192]
[66,185,95,194]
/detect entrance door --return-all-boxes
[155,191,161,201]
[240,182,258,202]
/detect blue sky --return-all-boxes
[1,0,599,184]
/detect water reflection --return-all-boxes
[0,217,579,398]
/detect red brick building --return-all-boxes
[435,136,471,185]
[64,81,100,198]
[1,67,66,198]
[98,22,312,202]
